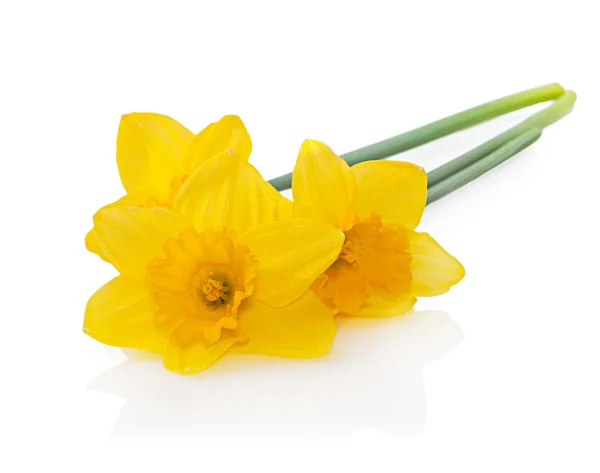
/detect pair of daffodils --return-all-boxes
[84,114,465,373]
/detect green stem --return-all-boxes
[426,128,543,205]
[427,91,577,187]
[268,83,565,191]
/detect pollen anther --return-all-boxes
[338,241,356,263]
[202,278,229,303]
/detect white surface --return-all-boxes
[1,1,599,471]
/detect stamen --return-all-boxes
[338,241,356,263]
[202,278,229,303]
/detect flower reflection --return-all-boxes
[88,310,463,436]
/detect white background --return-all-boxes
[1,1,599,471]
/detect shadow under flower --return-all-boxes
[88,310,463,437]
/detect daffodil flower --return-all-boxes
[292,140,465,317]
[86,113,291,260]
[84,152,344,373]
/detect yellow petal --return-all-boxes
[172,150,276,234]
[93,206,190,280]
[352,160,427,229]
[85,189,166,262]
[231,291,335,357]
[352,287,417,318]
[220,316,239,329]
[239,219,344,307]
[292,139,357,230]
[203,323,222,346]
[83,276,164,353]
[262,181,294,221]
[117,113,193,194]
[162,321,239,374]
[85,227,108,262]
[182,115,252,173]
[263,181,283,202]
[408,231,465,296]
[109,188,172,209]
[275,196,294,221]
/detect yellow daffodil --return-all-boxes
[292,140,465,317]
[86,113,291,260]
[84,151,344,373]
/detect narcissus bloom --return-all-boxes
[86,113,291,260]
[84,152,343,373]
[292,140,465,317]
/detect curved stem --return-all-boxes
[426,128,543,205]
[427,91,577,187]
[268,83,565,191]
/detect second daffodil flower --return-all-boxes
[292,140,465,317]
[84,152,344,373]
[86,113,291,260]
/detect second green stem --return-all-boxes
[268,83,565,191]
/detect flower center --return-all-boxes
[148,228,258,346]
[312,214,412,314]
[202,278,229,303]
[190,269,236,314]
